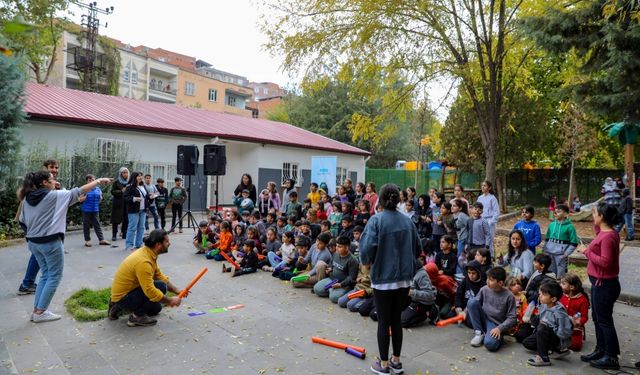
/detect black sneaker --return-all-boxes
[389,359,404,374]
[126,314,157,327]
[108,301,122,320]
[18,284,37,295]
[590,355,620,370]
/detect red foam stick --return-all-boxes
[257,254,266,261]
[219,250,240,269]
[347,290,366,300]
[311,336,366,354]
[436,314,465,327]
[178,267,208,298]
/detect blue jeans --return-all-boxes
[337,289,367,311]
[466,297,503,352]
[126,211,146,250]
[28,240,64,310]
[21,254,40,288]
[621,213,634,239]
[146,206,160,230]
[116,280,167,317]
[267,252,283,267]
[313,278,349,303]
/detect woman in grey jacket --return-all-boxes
[360,184,421,375]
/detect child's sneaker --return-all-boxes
[388,359,404,374]
[470,330,484,347]
[527,355,551,366]
[370,359,390,374]
[550,349,571,359]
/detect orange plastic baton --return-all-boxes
[311,336,366,354]
[178,267,208,298]
[220,250,241,269]
[436,314,465,327]
[347,290,366,300]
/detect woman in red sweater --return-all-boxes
[577,202,622,370]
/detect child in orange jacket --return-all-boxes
[207,221,234,261]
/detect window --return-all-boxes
[263,88,269,95]
[208,89,217,102]
[131,69,138,84]
[123,67,130,82]
[185,81,195,96]
[254,86,260,93]
[336,167,348,186]
[150,78,156,90]
[282,162,300,186]
[96,138,130,162]
[227,95,236,106]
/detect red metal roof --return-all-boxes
[23,83,370,156]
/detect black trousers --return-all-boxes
[171,203,183,229]
[590,276,621,356]
[112,208,128,239]
[401,302,430,328]
[82,212,104,241]
[115,281,167,317]
[158,207,166,229]
[522,323,560,358]
[373,287,409,361]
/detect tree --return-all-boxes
[0,0,70,83]
[523,0,640,181]
[261,0,535,184]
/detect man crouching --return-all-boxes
[109,229,186,326]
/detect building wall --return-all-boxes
[118,49,149,101]
[20,120,366,209]
[176,69,253,116]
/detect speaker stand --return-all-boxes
[169,174,199,233]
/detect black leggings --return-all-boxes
[373,287,409,361]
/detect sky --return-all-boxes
[67,0,291,86]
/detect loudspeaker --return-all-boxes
[203,144,226,176]
[177,145,199,175]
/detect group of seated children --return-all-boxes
[191,202,589,368]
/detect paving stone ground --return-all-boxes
[1,225,639,375]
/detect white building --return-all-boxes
[21,83,369,211]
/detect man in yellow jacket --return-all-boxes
[109,229,186,327]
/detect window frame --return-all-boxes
[96,138,130,163]
[185,81,195,96]
[208,88,218,102]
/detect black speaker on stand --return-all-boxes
[171,145,200,233]
[203,144,226,215]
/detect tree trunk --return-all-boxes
[495,172,507,214]
[567,158,576,210]
[624,143,634,189]
[484,142,497,185]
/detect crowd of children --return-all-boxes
[188,179,610,370]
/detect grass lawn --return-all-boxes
[64,287,111,322]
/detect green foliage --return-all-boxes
[0,0,71,83]
[64,287,111,321]
[0,51,25,191]
[523,0,640,123]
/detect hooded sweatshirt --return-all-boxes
[544,219,579,256]
[455,260,484,309]
[409,266,437,305]
[425,263,457,301]
[538,302,574,350]
[513,219,542,250]
[20,187,82,243]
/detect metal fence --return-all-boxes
[365,168,624,207]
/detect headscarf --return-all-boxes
[117,167,129,185]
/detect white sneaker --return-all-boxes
[470,330,484,347]
[32,310,61,323]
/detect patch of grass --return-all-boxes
[568,264,588,283]
[64,287,111,321]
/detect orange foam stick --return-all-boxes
[347,290,366,300]
[219,250,241,269]
[436,314,465,327]
[257,254,266,261]
[311,336,366,354]
[178,267,208,298]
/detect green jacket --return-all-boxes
[545,219,579,244]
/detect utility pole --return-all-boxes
[66,1,114,92]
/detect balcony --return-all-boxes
[148,77,177,103]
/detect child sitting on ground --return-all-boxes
[453,260,484,327]
[193,220,216,254]
[422,238,436,265]
[291,233,332,288]
[207,221,233,261]
[265,231,295,272]
[245,226,264,256]
[320,220,331,235]
[467,266,517,352]
[401,258,438,327]
[436,235,458,277]
[474,247,493,279]
[506,276,528,339]
[523,280,573,366]
[339,215,355,241]
[354,199,370,227]
[328,202,343,237]
[560,273,590,351]
[224,240,259,277]
[313,236,360,303]
[543,204,579,278]
[276,216,287,236]
[249,211,267,242]
[351,226,363,255]
[525,253,556,303]
[337,264,372,312]
[231,222,246,252]
[263,227,281,257]
[425,262,458,319]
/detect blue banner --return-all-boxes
[311,156,337,196]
